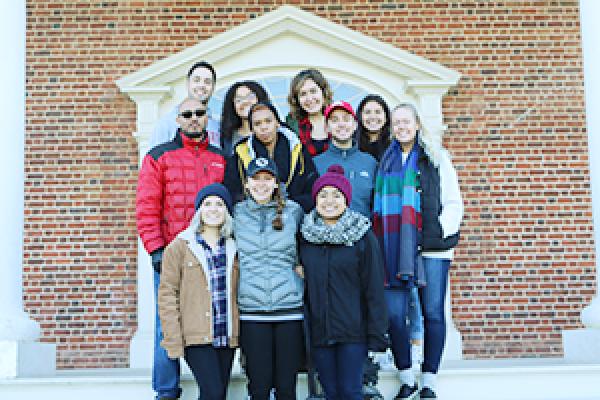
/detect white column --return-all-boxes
[562,0,600,361]
[579,0,600,329]
[121,90,170,368]
[0,0,56,377]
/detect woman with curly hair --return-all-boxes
[285,68,333,157]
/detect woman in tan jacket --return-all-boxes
[158,183,239,400]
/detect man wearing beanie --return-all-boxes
[136,98,226,400]
[314,100,378,217]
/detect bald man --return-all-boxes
[136,97,226,400]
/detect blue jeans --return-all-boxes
[153,270,181,399]
[385,258,450,374]
[312,343,367,400]
[408,287,424,341]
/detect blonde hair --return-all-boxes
[392,102,445,167]
[189,205,234,238]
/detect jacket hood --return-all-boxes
[177,207,233,244]
[246,126,300,160]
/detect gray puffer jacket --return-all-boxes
[233,198,304,313]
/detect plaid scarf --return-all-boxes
[197,235,229,347]
[373,140,425,288]
[298,117,330,156]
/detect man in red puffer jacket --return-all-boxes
[136,96,225,400]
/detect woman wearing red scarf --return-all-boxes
[285,69,333,157]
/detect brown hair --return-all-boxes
[272,184,285,231]
[287,69,333,121]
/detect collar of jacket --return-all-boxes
[177,220,236,282]
[245,198,278,212]
[245,126,300,160]
[176,128,209,150]
[326,141,358,158]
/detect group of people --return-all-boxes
[136,61,463,400]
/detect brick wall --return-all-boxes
[24,0,595,368]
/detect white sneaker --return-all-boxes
[411,343,423,367]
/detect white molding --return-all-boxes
[580,0,600,317]
[116,6,459,90]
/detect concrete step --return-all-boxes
[1,359,599,400]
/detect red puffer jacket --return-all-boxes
[136,130,226,254]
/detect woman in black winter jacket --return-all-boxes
[223,102,318,212]
[298,164,388,400]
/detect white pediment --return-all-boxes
[117,5,458,87]
[117,5,460,150]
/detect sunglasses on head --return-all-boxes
[179,109,206,119]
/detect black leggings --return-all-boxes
[183,345,235,400]
[240,320,304,400]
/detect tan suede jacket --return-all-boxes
[158,226,239,359]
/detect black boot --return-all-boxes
[394,383,418,400]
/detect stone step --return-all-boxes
[1,359,599,400]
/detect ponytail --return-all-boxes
[272,185,285,231]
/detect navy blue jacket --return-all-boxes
[299,229,388,351]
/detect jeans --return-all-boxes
[312,343,367,400]
[153,270,181,399]
[240,320,304,400]
[408,287,424,341]
[184,345,234,400]
[385,258,450,374]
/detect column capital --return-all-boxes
[119,86,173,152]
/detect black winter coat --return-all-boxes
[418,148,460,250]
[223,132,318,212]
[298,229,388,351]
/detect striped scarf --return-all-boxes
[373,139,425,288]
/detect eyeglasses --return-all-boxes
[179,109,206,119]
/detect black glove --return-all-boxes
[150,248,164,273]
[367,333,389,353]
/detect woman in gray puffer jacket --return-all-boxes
[233,156,305,400]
